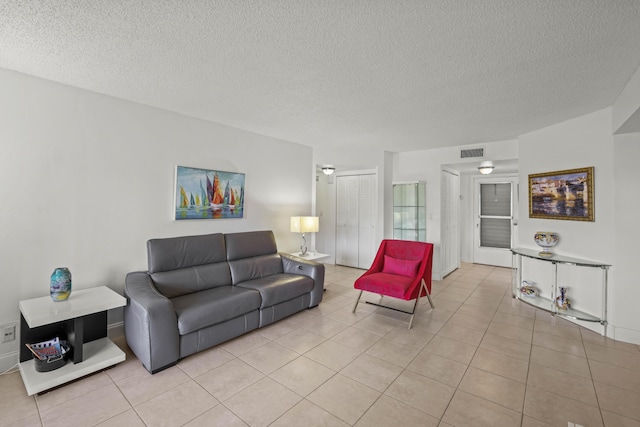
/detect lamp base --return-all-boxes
[300,234,309,256]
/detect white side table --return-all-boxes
[287,252,329,262]
[18,286,126,395]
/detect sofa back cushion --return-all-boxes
[147,233,231,298]
[225,231,284,284]
[225,230,278,260]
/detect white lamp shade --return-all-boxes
[290,216,319,233]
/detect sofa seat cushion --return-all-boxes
[236,274,313,308]
[172,286,261,335]
[354,272,414,300]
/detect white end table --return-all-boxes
[287,252,329,262]
[18,286,126,395]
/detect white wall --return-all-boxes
[613,66,640,134]
[394,140,519,279]
[0,69,315,369]
[612,132,640,343]
[314,171,333,257]
[518,109,615,261]
[518,108,633,339]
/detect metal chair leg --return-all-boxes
[356,280,434,329]
[352,290,363,313]
[408,297,421,329]
[408,313,416,329]
[426,290,435,309]
[409,280,434,329]
[421,278,435,309]
[408,279,427,329]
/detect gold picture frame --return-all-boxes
[528,167,594,221]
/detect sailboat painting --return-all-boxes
[175,165,245,220]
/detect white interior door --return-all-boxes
[473,176,518,267]
[441,170,460,277]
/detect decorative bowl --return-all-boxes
[534,232,559,257]
[519,281,538,298]
[520,286,538,297]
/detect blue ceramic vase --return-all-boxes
[50,267,72,301]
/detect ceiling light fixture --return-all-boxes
[321,165,336,175]
[478,161,494,175]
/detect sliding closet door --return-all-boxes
[357,174,376,269]
[336,174,376,269]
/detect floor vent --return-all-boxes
[461,147,484,158]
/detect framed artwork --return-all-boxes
[529,166,594,221]
[174,165,245,220]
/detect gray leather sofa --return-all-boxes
[124,230,324,373]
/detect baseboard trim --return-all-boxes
[0,351,19,374]
[107,321,124,339]
[555,318,640,345]
[609,324,640,345]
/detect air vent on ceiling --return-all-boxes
[460,148,484,158]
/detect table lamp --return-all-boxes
[290,216,319,256]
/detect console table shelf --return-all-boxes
[511,248,610,332]
[18,286,126,395]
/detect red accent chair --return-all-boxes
[352,239,434,329]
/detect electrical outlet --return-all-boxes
[2,323,16,343]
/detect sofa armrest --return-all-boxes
[124,272,180,373]
[280,253,325,307]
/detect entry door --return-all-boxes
[473,176,518,267]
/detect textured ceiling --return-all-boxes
[2,1,640,152]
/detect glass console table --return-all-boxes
[511,247,610,334]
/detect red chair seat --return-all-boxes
[354,272,414,300]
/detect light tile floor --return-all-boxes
[2,263,640,426]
